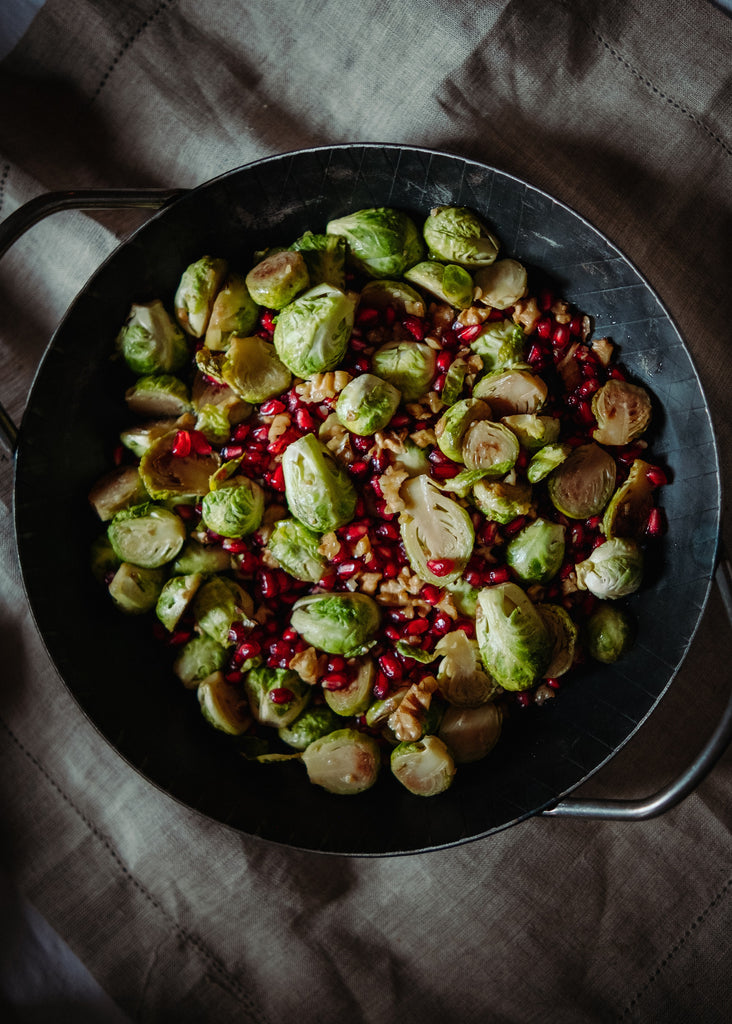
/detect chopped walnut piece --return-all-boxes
[409,428,436,449]
[289,647,326,685]
[379,465,409,514]
[590,336,614,367]
[512,296,542,334]
[556,341,582,392]
[388,675,439,742]
[534,684,556,705]
[358,572,382,595]
[425,391,444,415]
[267,412,291,443]
[318,532,341,560]
[429,303,455,331]
[550,299,572,324]
[319,416,353,463]
[295,370,352,404]
[457,305,490,326]
[372,430,407,455]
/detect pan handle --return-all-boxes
[544,554,732,821]
[0,187,186,451]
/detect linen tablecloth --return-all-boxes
[1,1,730,1021]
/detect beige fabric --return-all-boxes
[0,1,730,1021]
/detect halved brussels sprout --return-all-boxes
[399,474,475,586]
[290,231,347,290]
[585,603,636,663]
[172,539,232,576]
[471,478,534,524]
[139,430,220,502]
[324,658,375,716]
[592,379,652,447]
[125,374,192,418]
[575,538,644,600]
[390,437,431,478]
[506,518,566,583]
[220,335,292,404]
[475,582,552,691]
[107,503,186,568]
[473,368,547,417]
[155,572,204,632]
[404,260,474,309]
[326,207,424,279]
[200,480,264,538]
[108,563,166,615]
[461,420,520,476]
[174,256,228,337]
[547,443,616,520]
[273,283,355,378]
[502,414,561,452]
[117,300,189,376]
[204,273,260,350]
[91,533,121,583]
[435,629,499,706]
[192,370,251,423]
[371,339,436,403]
[602,459,656,540]
[422,206,500,267]
[358,279,426,317]
[435,398,492,463]
[278,705,341,751]
[438,702,503,764]
[290,593,381,656]
[526,442,572,484]
[88,466,149,522]
[244,665,310,728]
[537,603,578,678]
[245,250,310,309]
[302,728,381,794]
[335,373,401,436]
[440,358,468,406]
[281,433,357,533]
[266,517,327,584]
[192,575,255,646]
[198,671,252,735]
[473,258,528,309]
[173,634,228,688]
[194,345,226,385]
[120,418,179,458]
[390,735,456,796]
[469,320,526,372]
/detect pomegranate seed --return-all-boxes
[552,323,571,348]
[545,678,561,689]
[421,584,443,605]
[379,653,403,680]
[342,522,368,543]
[225,670,243,683]
[384,625,401,641]
[383,305,396,326]
[406,618,430,636]
[488,566,512,584]
[318,571,337,589]
[538,288,554,311]
[235,640,262,663]
[576,379,599,399]
[348,460,369,479]
[260,398,286,417]
[646,506,665,537]
[646,465,668,487]
[353,356,371,374]
[432,373,446,393]
[440,327,459,348]
[516,692,532,708]
[456,324,483,343]
[431,462,461,480]
[608,367,627,381]
[295,408,315,431]
[586,515,603,531]
[259,310,277,333]
[190,430,212,455]
[426,558,456,577]
[258,570,280,598]
[576,400,595,426]
[322,673,350,691]
[435,350,453,372]
[432,613,452,635]
[221,444,244,460]
[171,430,192,457]
[402,315,426,340]
[112,443,124,466]
[236,549,259,573]
[536,317,553,341]
[168,628,192,646]
[505,515,527,537]
[373,672,390,699]
[266,463,286,491]
[222,537,250,554]
[269,687,295,705]
[382,560,399,580]
[617,443,645,466]
[464,569,483,587]
[371,450,391,473]
[356,306,379,327]
[336,560,361,578]
[569,316,584,336]
[527,344,544,365]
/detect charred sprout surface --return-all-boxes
[90,200,666,799]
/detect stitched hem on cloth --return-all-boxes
[90,0,179,103]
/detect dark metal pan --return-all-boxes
[1,144,730,855]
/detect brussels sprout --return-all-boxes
[194,404,234,445]
[108,562,166,615]
[326,207,424,279]
[290,593,381,656]
[547,443,616,520]
[475,582,552,691]
[434,629,499,706]
[461,420,520,476]
[194,345,227,385]
[139,430,220,503]
[323,657,375,716]
[302,729,381,795]
[390,437,431,478]
[107,503,186,568]
[506,518,566,583]
[358,279,426,318]
[117,300,189,376]
[204,273,260,350]
[399,474,475,586]
[438,702,503,764]
[473,368,547,417]
[440,358,468,406]
[602,459,656,540]
[120,418,179,458]
[273,284,355,378]
[192,370,251,425]
[174,256,228,337]
[244,665,310,727]
[592,379,652,447]
[575,538,644,600]
[245,250,310,310]
[537,603,578,678]
[445,577,481,617]
[125,374,192,418]
[335,373,401,435]
[423,206,500,267]
[290,231,347,290]
[473,258,528,309]
[173,634,228,688]
[585,603,636,663]
[502,414,561,452]
[365,689,409,728]
[404,260,474,308]
[391,735,456,796]
[471,478,534,525]
[200,480,264,538]
[469,320,526,372]
[526,442,572,484]
[221,335,292,404]
[155,572,203,631]
[91,533,121,583]
[435,398,492,463]
[198,672,251,735]
[266,517,327,583]
[278,705,341,751]
[193,576,255,646]
[281,433,357,533]
[88,466,149,522]
[172,539,232,575]
[371,339,436,403]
